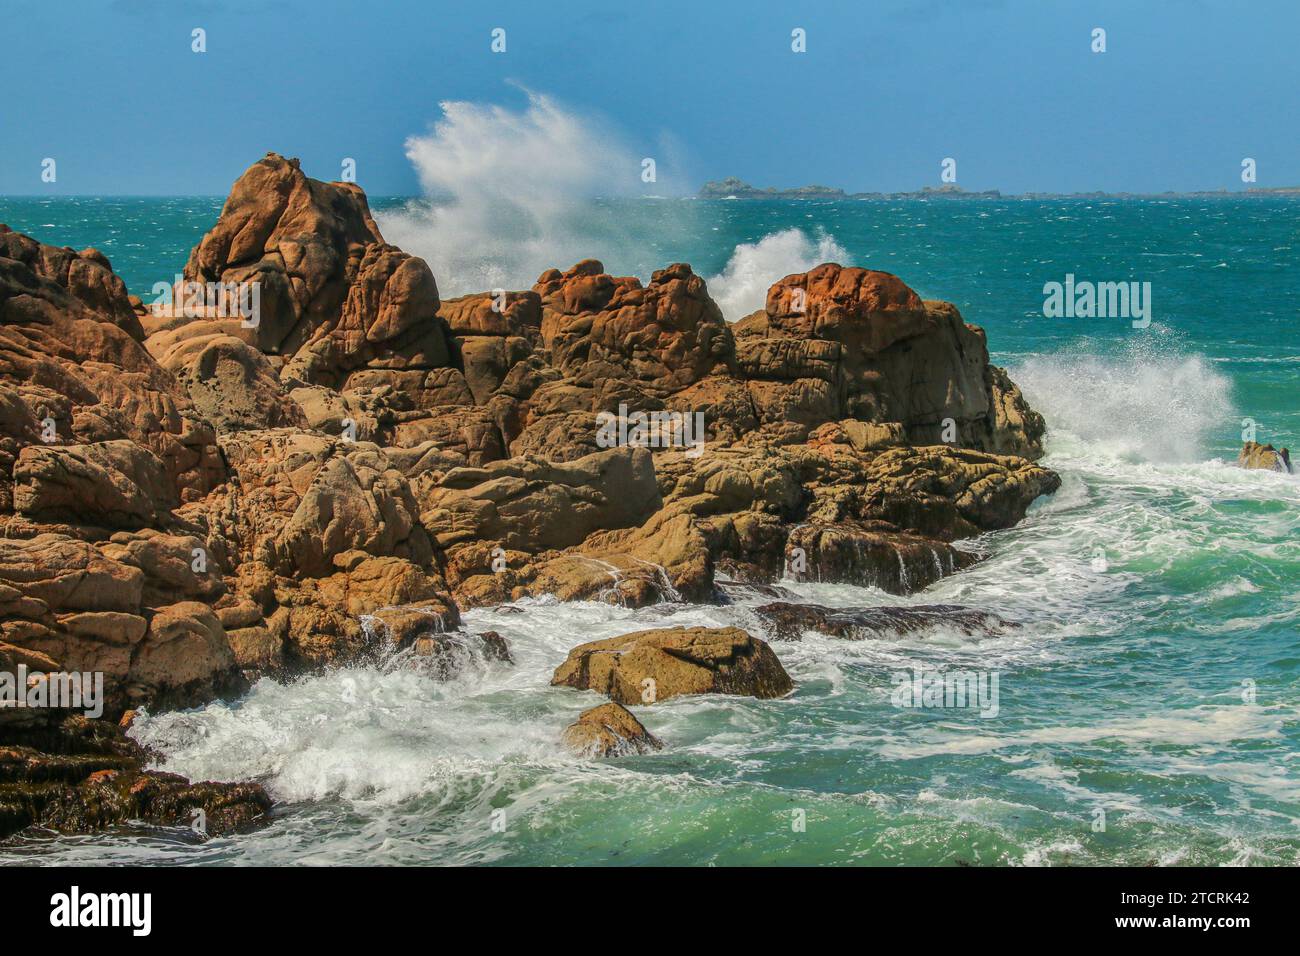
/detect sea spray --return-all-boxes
[1010,341,1235,463]
[707,228,849,321]
[376,90,699,295]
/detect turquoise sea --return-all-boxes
[1,195,1298,865]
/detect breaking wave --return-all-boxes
[377,90,694,296]
[706,228,849,321]
[378,91,633,295]
[1010,341,1236,464]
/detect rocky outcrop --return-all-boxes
[0,227,222,510]
[754,601,1017,642]
[738,265,1046,456]
[550,626,793,704]
[429,420,1058,608]
[0,534,245,717]
[561,701,662,757]
[1,152,1062,841]
[1239,441,1292,473]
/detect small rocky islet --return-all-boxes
[1,152,1068,838]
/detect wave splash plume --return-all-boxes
[707,228,849,321]
[378,91,655,296]
[1011,341,1235,464]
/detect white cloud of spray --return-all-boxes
[376,89,850,320]
[706,228,849,321]
[1011,340,1235,463]
[378,90,690,296]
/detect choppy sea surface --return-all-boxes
[1,195,1297,866]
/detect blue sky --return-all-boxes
[2,0,1298,195]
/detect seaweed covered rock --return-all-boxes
[0,714,269,841]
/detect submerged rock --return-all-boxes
[405,629,513,680]
[1239,441,1292,473]
[561,701,663,757]
[754,601,1018,642]
[551,626,793,703]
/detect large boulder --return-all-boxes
[0,534,244,716]
[550,626,793,703]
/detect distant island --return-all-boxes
[698,176,1300,200]
[697,177,1000,200]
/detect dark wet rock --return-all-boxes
[714,579,799,603]
[785,523,982,595]
[754,601,1018,642]
[0,715,270,841]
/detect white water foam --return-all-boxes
[376,91,848,321]
[376,90,701,296]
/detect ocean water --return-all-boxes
[1,195,1298,866]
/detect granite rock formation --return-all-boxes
[0,152,1060,837]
